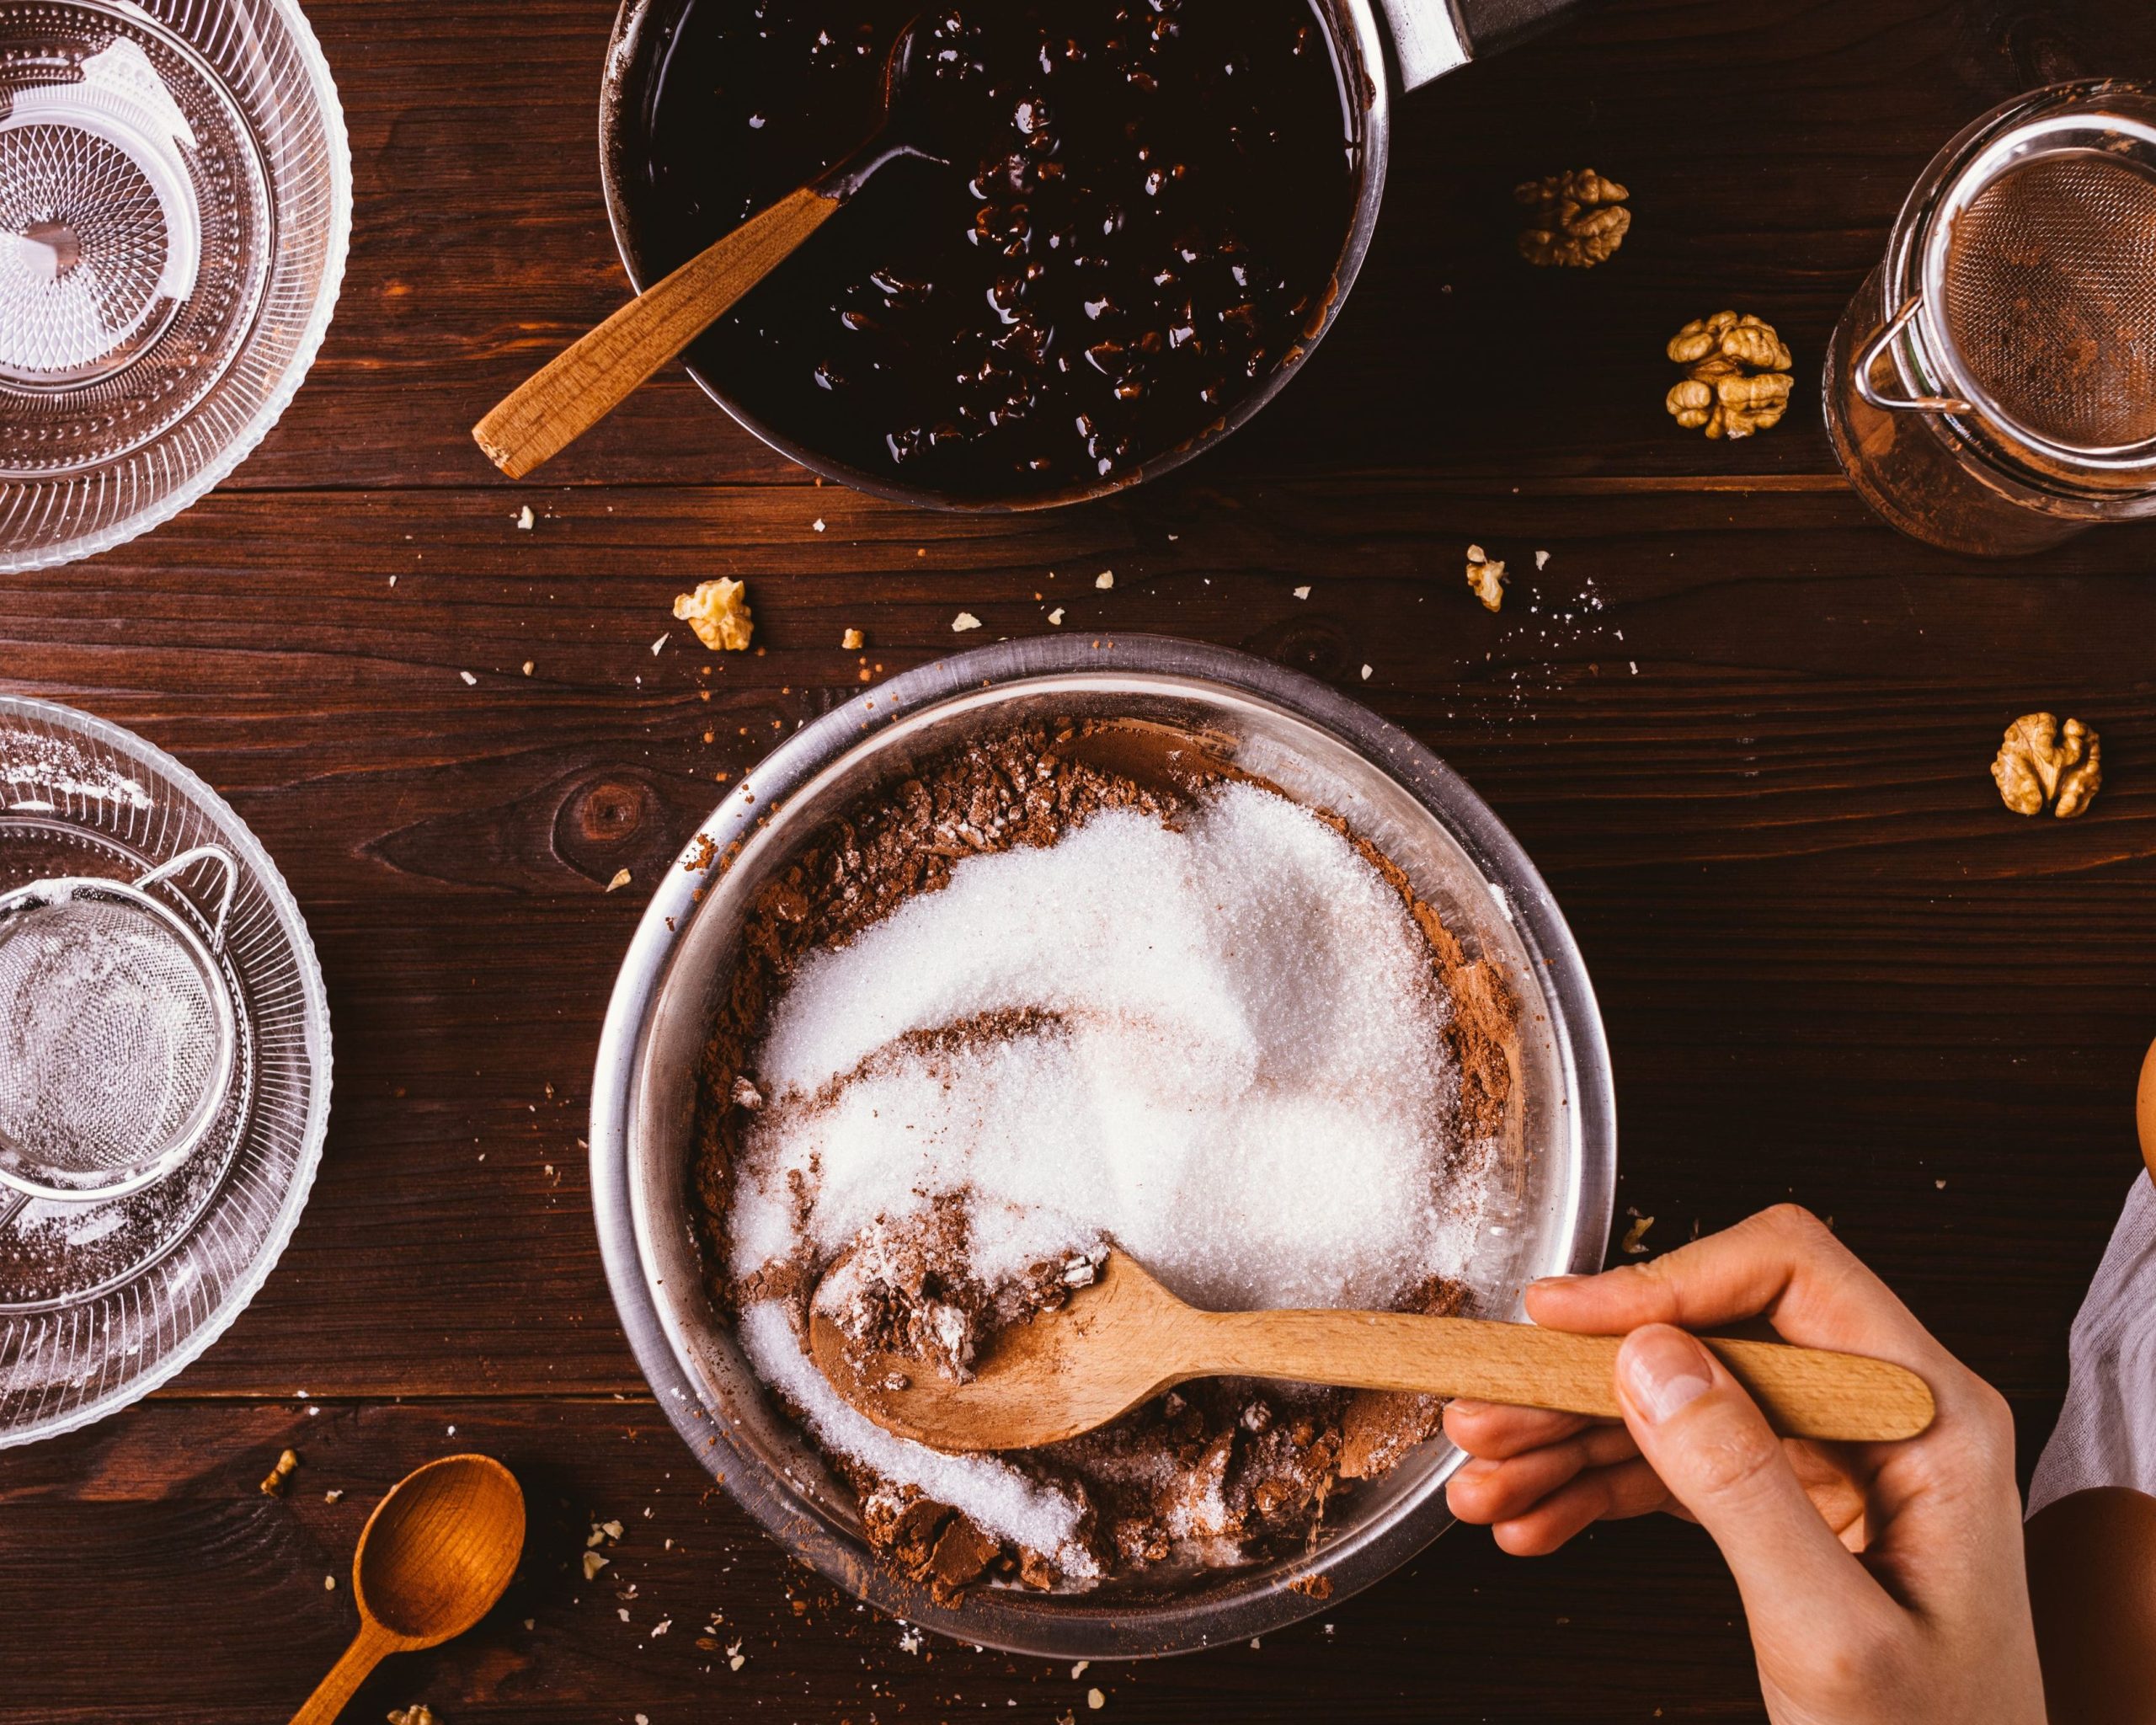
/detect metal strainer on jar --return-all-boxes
[1826,80,2156,557]
[0,843,237,1205]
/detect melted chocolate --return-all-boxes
[623,0,1362,504]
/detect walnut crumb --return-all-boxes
[1620,1215,1655,1255]
[1516,169,1631,268]
[674,578,755,652]
[842,628,865,650]
[1993,713,2101,818]
[259,1449,299,1496]
[387,1708,440,1725]
[1664,312,1793,439]
[1466,544,1508,613]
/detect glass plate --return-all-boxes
[0,0,350,571]
[0,694,330,1444]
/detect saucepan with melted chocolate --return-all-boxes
[599,0,1584,508]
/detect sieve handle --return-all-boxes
[134,846,238,953]
[1854,296,1974,415]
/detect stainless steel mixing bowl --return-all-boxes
[590,633,1615,1658]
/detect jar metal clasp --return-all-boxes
[1852,296,1972,416]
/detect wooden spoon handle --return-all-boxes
[289,1621,399,1725]
[472,184,841,478]
[1193,1311,1935,1443]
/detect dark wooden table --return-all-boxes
[8,0,2156,1717]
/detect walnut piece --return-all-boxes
[1993,713,2102,819]
[1516,169,1631,269]
[673,578,754,652]
[1663,312,1795,439]
[387,1708,440,1725]
[1465,544,1508,613]
[259,1448,299,1496]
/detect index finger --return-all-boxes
[1524,1205,1956,1379]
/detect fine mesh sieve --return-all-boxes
[1939,151,2156,451]
[0,845,237,1203]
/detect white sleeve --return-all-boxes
[2029,1173,2156,1518]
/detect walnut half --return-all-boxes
[1993,713,2102,819]
[1516,169,1632,269]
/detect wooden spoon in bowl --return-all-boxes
[472,13,937,479]
[289,1455,525,1725]
[813,1251,1936,1453]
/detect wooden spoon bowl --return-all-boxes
[290,1455,525,1724]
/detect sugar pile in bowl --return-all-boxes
[725,778,1488,1572]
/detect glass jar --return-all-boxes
[1825,80,2156,557]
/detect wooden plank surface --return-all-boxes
[5,0,2156,1716]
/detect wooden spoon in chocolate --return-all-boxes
[812,1250,1936,1452]
[472,13,937,479]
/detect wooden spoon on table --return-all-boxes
[289,1455,525,1725]
[472,13,937,478]
[813,1251,1936,1452]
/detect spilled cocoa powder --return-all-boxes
[691,721,1518,1599]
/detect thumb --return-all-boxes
[1615,1325,1874,1626]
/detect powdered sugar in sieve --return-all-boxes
[0,846,237,1204]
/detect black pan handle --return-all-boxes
[1454,0,1588,57]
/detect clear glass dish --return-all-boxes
[0,0,350,572]
[0,694,332,1445]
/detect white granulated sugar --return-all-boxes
[729,782,1473,1316]
[737,1301,1098,1572]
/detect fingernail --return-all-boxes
[1621,1327,1714,1425]
[1527,1274,1583,1291]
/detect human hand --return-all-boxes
[1443,1205,2043,1725]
